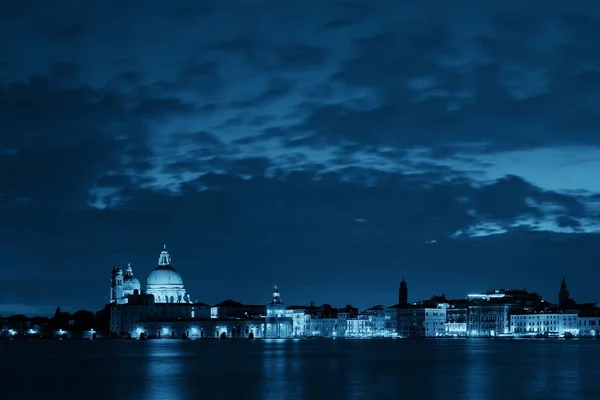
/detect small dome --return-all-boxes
[147,266,184,287]
[123,276,141,291]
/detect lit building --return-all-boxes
[578,315,600,337]
[510,312,579,337]
[467,289,543,337]
[398,306,447,337]
[362,305,390,337]
[265,286,293,338]
[467,302,512,337]
[286,307,307,337]
[146,246,191,304]
[110,264,142,305]
[445,300,468,336]
[109,292,207,337]
[109,246,268,339]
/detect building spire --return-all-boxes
[158,246,171,266]
[125,262,133,276]
[272,285,281,304]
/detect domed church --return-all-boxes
[146,246,191,303]
[110,245,191,305]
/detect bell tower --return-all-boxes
[110,266,125,305]
[559,277,571,309]
[399,278,408,308]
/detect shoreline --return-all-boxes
[1,335,597,341]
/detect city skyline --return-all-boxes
[2,0,600,314]
[0,244,583,317]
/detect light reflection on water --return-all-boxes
[464,340,489,400]
[261,339,300,399]
[144,340,185,400]
[1,339,599,399]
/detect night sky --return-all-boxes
[2,0,600,316]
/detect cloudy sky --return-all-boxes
[1,0,600,315]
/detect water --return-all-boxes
[1,338,599,399]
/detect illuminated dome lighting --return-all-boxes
[146,245,190,303]
[123,262,142,292]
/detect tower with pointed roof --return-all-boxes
[399,277,408,309]
[559,277,572,309]
[110,266,125,304]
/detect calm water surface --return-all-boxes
[1,338,599,399]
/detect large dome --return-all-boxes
[147,266,184,287]
[146,246,190,304]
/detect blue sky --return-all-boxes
[1,0,600,315]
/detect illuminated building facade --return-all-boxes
[578,316,600,337]
[467,303,513,337]
[510,312,579,336]
[398,306,447,337]
[265,286,293,338]
[105,261,600,340]
[145,246,191,304]
[110,263,141,305]
[108,246,271,338]
[445,300,468,336]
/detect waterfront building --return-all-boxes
[398,305,447,337]
[384,306,399,335]
[109,291,209,336]
[577,306,600,337]
[578,316,600,337]
[210,300,265,319]
[467,302,512,337]
[362,305,389,337]
[467,289,543,337]
[302,304,337,337]
[510,312,579,337]
[265,286,293,338]
[286,307,307,337]
[108,246,278,339]
[445,300,468,336]
[345,314,370,337]
[104,256,600,340]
